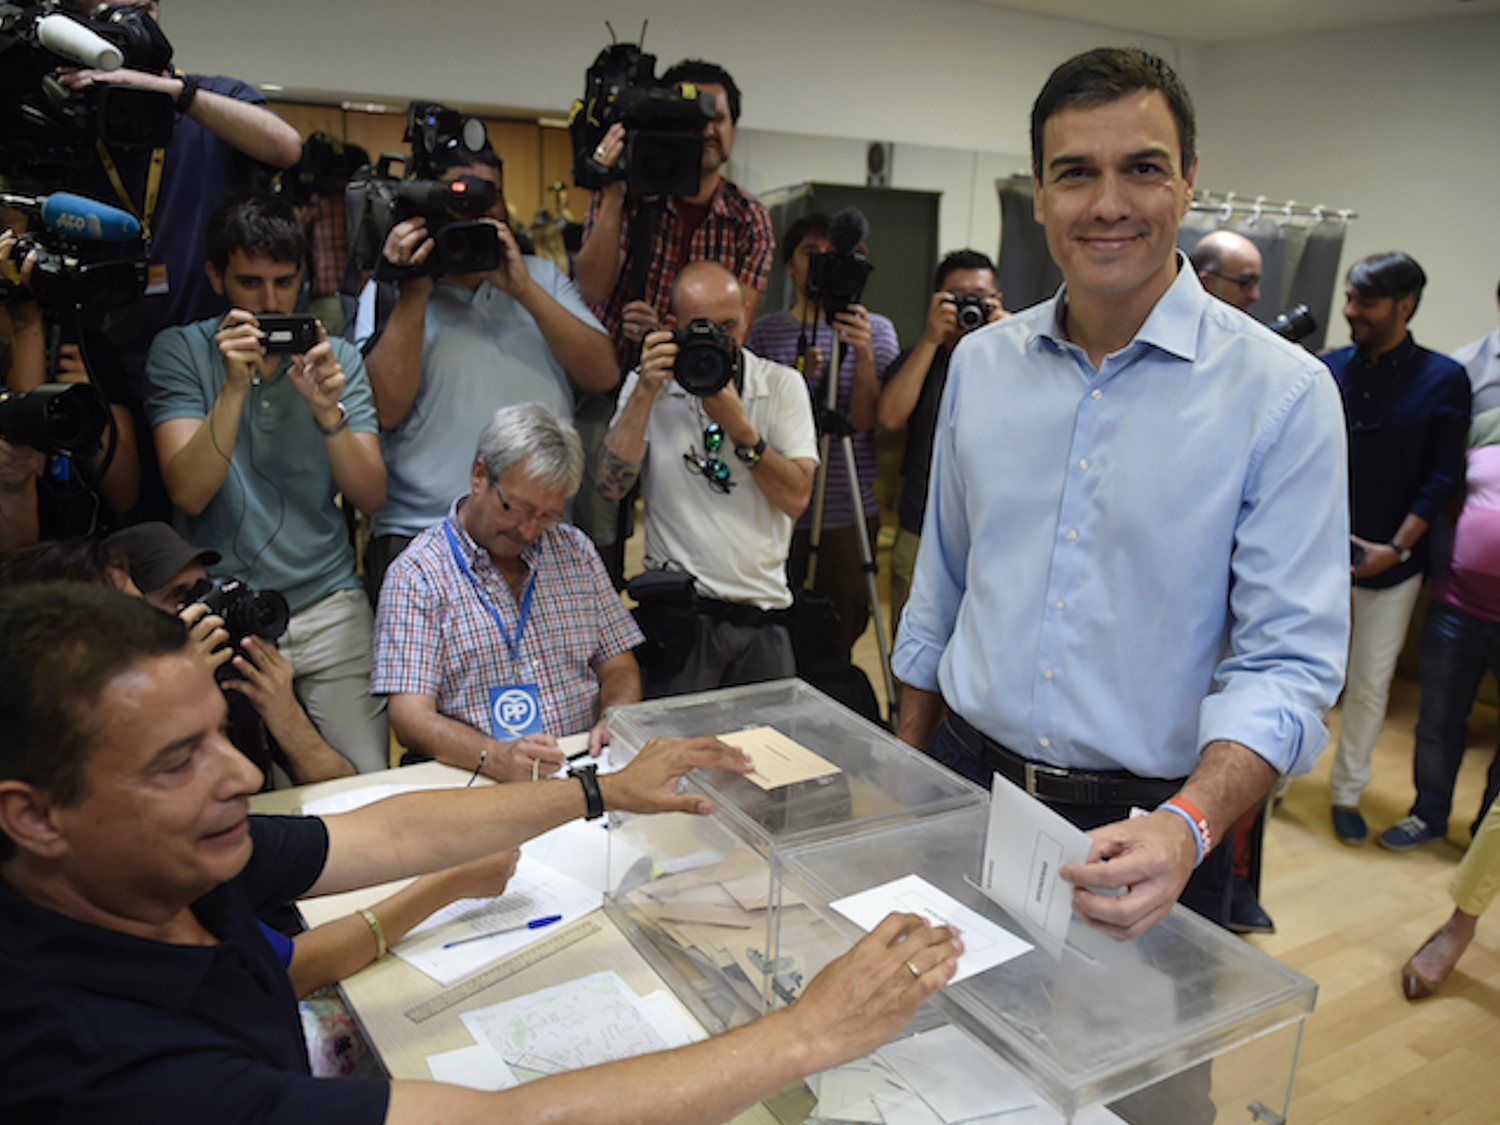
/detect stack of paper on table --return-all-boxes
[809,1025,1124,1124]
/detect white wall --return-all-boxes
[1194,15,1500,352]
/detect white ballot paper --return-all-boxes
[980,772,1095,944]
[829,874,1031,983]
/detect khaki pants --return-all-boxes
[281,588,390,773]
[1453,800,1500,917]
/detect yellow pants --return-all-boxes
[1452,799,1500,916]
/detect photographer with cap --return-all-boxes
[108,521,356,789]
[356,139,618,597]
[600,261,817,696]
[145,192,390,773]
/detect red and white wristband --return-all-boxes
[1158,796,1212,868]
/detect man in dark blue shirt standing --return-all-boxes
[1322,252,1470,845]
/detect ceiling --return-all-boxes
[964,0,1500,43]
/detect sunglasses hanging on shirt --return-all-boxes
[682,421,736,494]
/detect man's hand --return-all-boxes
[638,329,678,395]
[58,65,179,97]
[600,736,754,816]
[493,733,565,781]
[222,635,298,718]
[287,324,346,428]
[216,309,267,388]
[483,219,535,300]
[1059,809,1199,940]
[587,716,610,757]
[923,291,959,346]
[1351,534,1400,579]
[832,305,874,361]
[781,913,962,1072]
[589,121,628,204]
[381,215,436,275]
[700,379,756,449]
[621,300,663,344]
[0,439,43,490]
[178,601,233,673]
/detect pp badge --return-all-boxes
[489,684,543,739]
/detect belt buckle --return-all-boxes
[1023,759,1071,799]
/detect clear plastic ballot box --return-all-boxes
[604,681,1314,1123]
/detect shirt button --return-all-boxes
[1054,599,1065,610]
[1078,458,1089,471]
[1043,668,1054,681]
[1091,389,1102,400]
[1066,529,1079,541]
[1040,736,1051,748]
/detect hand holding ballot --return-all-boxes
[1060,810,1200,941]
[600,735,755,816]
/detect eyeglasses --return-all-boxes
[489,477,566,527]
[1204,270,1261,292]
[682,422,736,494]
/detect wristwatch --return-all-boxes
[1390,541,1413,564]
[316,401,350,437]
[734,435,767,467]
[174,73,199,114]
[573,764,605,821]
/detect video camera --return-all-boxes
[806,208,873,323]
[345,101,502,279]
[569,31,715,199]
[0,190,146,315]
[1269,303,1317,344]
[277,132,370,208]
[0,382,108,456]
[184,575,290,682]
[672,318,741,397]
[0,1,175,179]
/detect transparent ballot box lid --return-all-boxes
[605,678,983,847]
[778,806,1318,1121]
[603,680,984,1033]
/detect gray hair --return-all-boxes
[475,402,585,494]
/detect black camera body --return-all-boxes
[569,41,714,198]
[806,249,872,323]
[0,382,108,456]
[277,132,370,208]
[953,292,990,333]
[672,318,741,397]
[345,101,501,279]
[0,2,175,176]
[4,229,145,312]
[184,575,290,680]
[257,314,320,356]
[1270,303,1317,344]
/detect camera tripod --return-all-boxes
[803,327,898,726]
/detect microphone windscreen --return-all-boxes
[41,192,143,242]
[36,13,123,70]
[828,207,868,255]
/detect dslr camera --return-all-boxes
[671,318,741,397]
[569,37,715,198]
[952,293,990,333]
[1269,303,1317,344]
[184,575,290,681]
[0,382,108,456]
[0,1,175,178]
[345,101,502,279]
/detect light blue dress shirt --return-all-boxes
[894,262,1350,780]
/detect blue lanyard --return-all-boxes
[443,520,536,664]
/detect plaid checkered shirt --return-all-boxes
[584,177,775,354]
[371,500,643,738]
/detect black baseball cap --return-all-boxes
[105,522,221,595]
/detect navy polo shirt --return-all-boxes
[1323,334,1471,589]
[0,816,389,1124]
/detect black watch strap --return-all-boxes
[735,435,767,466]
[174,73,199,114]
[573,764,605,820]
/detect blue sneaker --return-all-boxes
[1378,815,1440,851]
[1332,806,1367,846]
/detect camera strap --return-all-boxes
[94,139,164,242]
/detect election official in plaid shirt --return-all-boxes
[372,404,642,782]
[576,60,775,361]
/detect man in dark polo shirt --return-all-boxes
[0,584,959,1124]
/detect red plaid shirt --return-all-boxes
[371,502,643,737]
[584,177,775,346]
[301,193,348,299]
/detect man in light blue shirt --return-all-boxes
[895,48,1349,940]
[357,144,618,595]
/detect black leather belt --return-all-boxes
[697,597,787,629]
[943,713,1182,807]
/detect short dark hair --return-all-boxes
[433,143,503,178]
[0,583,188,863]
[1030,47,1196,177]
[662,59,742,123]
[0,539,131,588]
[781,213,831,265]
[206,192,306,273]
[1348,251,1427,316]
[935,249,996,292]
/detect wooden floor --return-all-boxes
[626,517,1500,1120]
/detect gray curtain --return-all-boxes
[996,174,1348,351]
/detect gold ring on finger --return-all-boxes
[905,959,921,980]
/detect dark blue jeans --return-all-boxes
[1410,602,1500,837]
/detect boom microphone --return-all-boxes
[35,12,123,71]
[0,192,142,242]
[828,207,869,256]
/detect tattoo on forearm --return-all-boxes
[598,447,640,500]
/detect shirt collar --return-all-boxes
[667,178,729,218]
[1034,251,1205,365]
[1354,332,1418,372]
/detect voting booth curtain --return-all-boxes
[994,174,1352,354]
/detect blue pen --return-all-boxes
[443,915,564,949]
